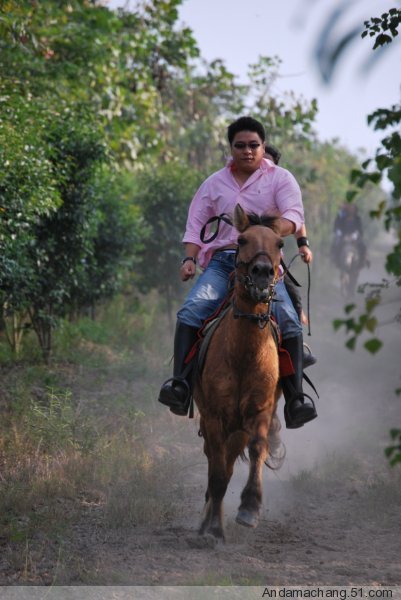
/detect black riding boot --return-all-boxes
[281,335,318,429]
[158,321,198,416]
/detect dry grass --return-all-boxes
[0,297,186,583]
[0,398,186,583]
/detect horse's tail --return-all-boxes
[265,412,286,471]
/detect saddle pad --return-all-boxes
[192,306,295,378]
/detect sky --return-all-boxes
[108,0,400,158]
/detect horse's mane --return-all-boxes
[245,213,280,234]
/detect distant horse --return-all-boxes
[339,233,361,298]
[194,204,284,541]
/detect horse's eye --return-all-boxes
[278,239,284,249]
[238,236,247,246]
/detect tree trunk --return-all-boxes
[29,305,53,364]
[2,305,29,357]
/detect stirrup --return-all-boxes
[158,376,191,413]
[284,392,317,430]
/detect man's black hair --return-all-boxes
[264,144,281,165]
[227,116,265,145]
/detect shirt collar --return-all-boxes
[225,156,276,172]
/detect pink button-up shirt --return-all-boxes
[183,158,304,269]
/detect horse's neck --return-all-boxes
[234,290,269,316]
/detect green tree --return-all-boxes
[0,0,200,169]
[132,162,203,330]
[23,109,108,361]
[69,169,144,318]
[0,104,62,354]
[161,58,246,172]
[0,0,203,357]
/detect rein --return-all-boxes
[200,213,234,244]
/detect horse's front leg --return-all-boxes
[198,418,228,541]
[236,412,270,529]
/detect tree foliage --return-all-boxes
[0,0,373,361]
[131,163,203,329]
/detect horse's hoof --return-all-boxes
[197,528,225,544]
[236,508,259,528]
[210,527,225,542]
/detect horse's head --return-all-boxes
[233,204,283,303]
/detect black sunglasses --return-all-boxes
[232,142,262,151]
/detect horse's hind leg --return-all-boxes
[236,415,270,529]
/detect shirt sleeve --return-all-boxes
[274,169,304,233]
[182,178,213,246]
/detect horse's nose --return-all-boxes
[250,262,274,288]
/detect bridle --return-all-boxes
[233,248,279,330]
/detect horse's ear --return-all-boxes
[233,204,249,232]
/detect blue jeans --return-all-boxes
[177,251,302,339]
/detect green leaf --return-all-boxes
[346,336,357,350]
[364,338,383,354]
[389,454,401,467]
[386,251,401,276]
[350,169,362,183]
[344,318,356,332]
[366,297,380,312]
[346,190,358,202]
[344,303,356,314]
[333,319,344,331]
[365,317,377,332]
[390,428,401,439]
[367,171,382,184]
[373,33,392,49]
[375,154,392,170]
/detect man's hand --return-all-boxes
[180,260,196,281]
[299,245,313,264]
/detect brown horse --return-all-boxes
[194,203,284,541]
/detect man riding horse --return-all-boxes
[158,116,317,430]
[331,203,367,269]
